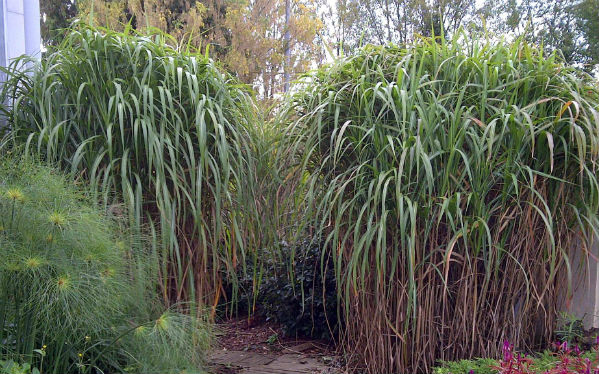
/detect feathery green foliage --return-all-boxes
[0,157,210,373]
[280,32,599,373]
[0,23,261,311]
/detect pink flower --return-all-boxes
[503,340,514,362]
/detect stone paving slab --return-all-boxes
[210,351,275,366]
[209,349,336,374]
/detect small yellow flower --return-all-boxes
[42,345,47,350]
[48,212,67,227]
[6,188,24,202]
[85,336,90,342]
[78,353,83,358]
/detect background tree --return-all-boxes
[38,0,597,95]
[481,0,599,72]
[331,0,597,73]
[224,0,322,97]
[77,0,206,43]
[75,0,322,97]
[574,0,599,71]
[40,0,78,45]
[333,0,478,52]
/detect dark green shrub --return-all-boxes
[239,239,338,340]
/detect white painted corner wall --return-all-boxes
[566,240,599,329]
[0,0,40,68]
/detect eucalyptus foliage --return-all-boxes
[281,33,599,373]
[0,24,261,309]
[0,158,210,374]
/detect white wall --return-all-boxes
[0,0,41,68]
[566,240,599,329]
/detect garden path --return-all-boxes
[208,318,341,374]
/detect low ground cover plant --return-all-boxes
[434,341,599,374]
[0,360,39,374]
[434,358,498,374]
[0,157,210,373]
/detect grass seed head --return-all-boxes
[24,257,43,269]
[134,326,147,336]
[6,188,25,202]
[155,313,170,331]
[48,212,67,227]
[56,275,71,290]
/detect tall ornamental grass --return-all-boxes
[0,157,210,374]
[0,24,261,310]
[280,33,599,373]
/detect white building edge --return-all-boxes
[0,0,40,68]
